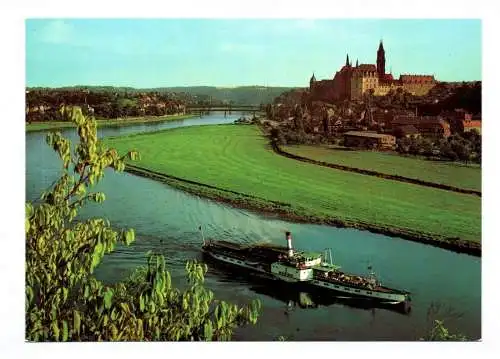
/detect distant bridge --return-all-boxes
[186,105,262,112]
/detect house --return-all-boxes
[418,116,451,138]
[398,125,420,139]
[441,109,474,135]
[344,131,396,150]
[463,119,481,134]
[390,114,450,138]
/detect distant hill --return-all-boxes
[26,85,296,106]
[160,86,296,106]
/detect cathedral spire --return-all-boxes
[378,39,384,51]
[377,40,386,78]
[310,72,316,85]
[346,54,350,67]
[355,58,359,67]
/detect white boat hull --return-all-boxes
[308,279,408,303]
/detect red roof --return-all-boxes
[400,74,435,83]
[380,73,394,82]
[355,64,377,72]
[463,120,481,128]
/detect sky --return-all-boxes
[25,18,481,88]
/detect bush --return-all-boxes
[25,106,261,341]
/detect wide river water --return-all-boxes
[25,112,481,341]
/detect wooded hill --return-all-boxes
[26,85,296,106]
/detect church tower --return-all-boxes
[309,73,316,88]
[377,40,386,78]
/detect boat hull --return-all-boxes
[202,247,411,312]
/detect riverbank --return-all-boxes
[124,163,480,256]
[105,124,481,256]
[25,114,195,132]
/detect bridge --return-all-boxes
[186,104,262,113]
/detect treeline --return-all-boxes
[27,85,295,109]
[371,82,482,116]
[25,88,187,122]
[396,130,481,164]
[417,82,481,115]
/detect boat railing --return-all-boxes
[313,270,377,290]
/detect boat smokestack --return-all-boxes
[286,231,294,257]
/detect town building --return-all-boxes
[463,118,482,134]
[310,41,437,102]
[388,114,450,138]
[343,131,396,149]
[441,109,481,135]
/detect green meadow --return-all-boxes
[284,145,481,192]
[106,124,481,244]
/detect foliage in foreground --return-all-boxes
[25,106,261,341]
[420,319,467,341]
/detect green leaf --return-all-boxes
[26,286,34,305]
[203,322,213,340]
[62,320,68,341]
[91,242,104,270]
[73,310,81,336]
[51,321,60,341]
[139,295,145,312]
[124,228,135,245]
[103,288,113,309]
[111,308,117,321]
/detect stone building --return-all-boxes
[309,41,437,102]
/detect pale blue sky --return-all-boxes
[25,19,481,88]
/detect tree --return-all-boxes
[25,106,261,341]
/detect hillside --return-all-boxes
[26,85,296,106]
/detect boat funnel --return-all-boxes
[286,231,294,257]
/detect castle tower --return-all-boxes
[310,73,316,85]
[377,40,386,78]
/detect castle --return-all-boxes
[309,41,436,102]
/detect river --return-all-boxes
[25,112,481,341]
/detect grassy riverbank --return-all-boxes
[25,114,195,133]
[106,124,481,252]
[284,145,481,192]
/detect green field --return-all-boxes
[284,145,481,192]
[25,114,194,133]
[106,124,481,244]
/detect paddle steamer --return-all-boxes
[200,229,411,309]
